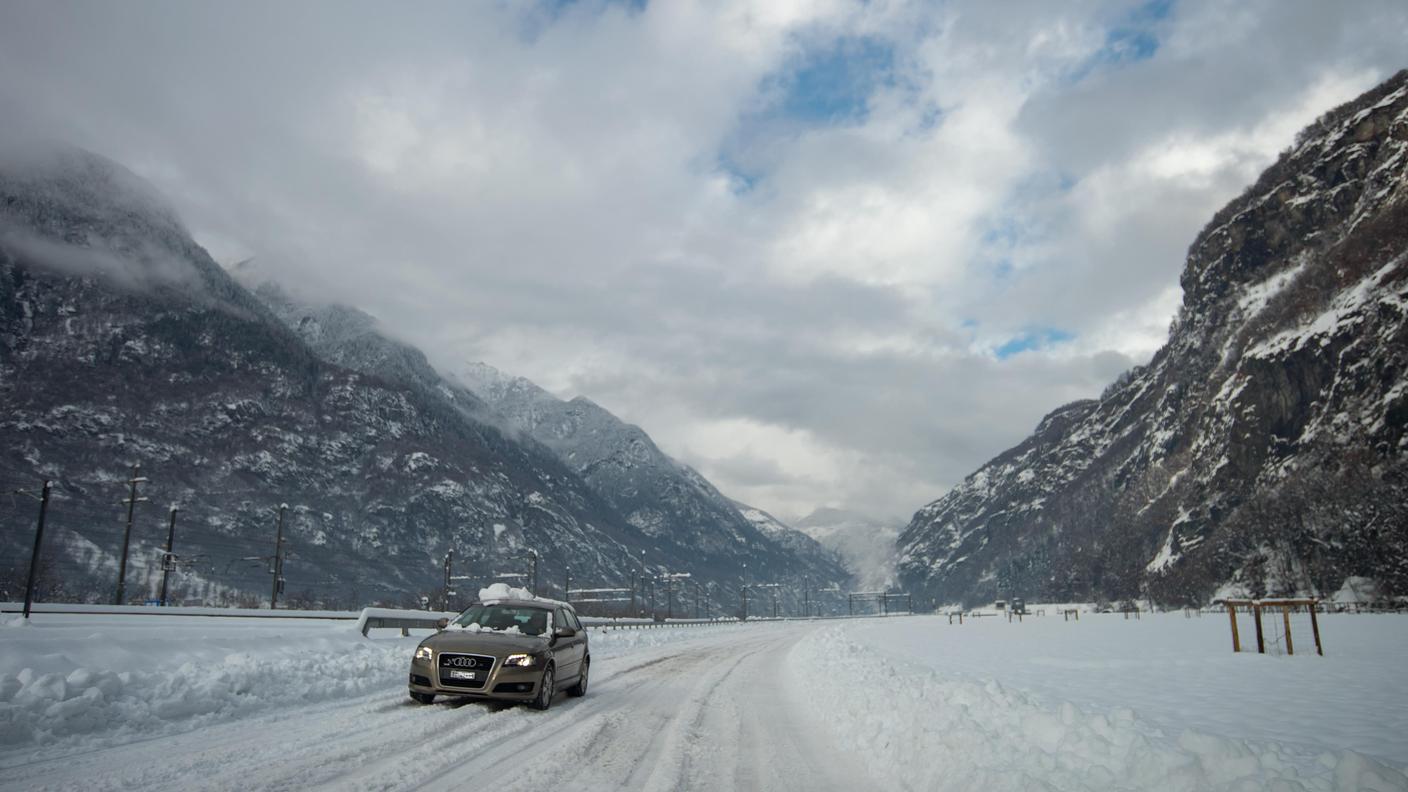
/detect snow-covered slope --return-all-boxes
[733,501,848,581]
[459,362,850,593]
[899,70,1408,607]
[0,144,673,606]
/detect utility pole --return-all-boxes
[666,575,674,619]
[159,505,179,607]
[638,549,647,618]
[740,585,749,621]
[442,549,454,611]
[270,504,287,609]
[16,480,52,620]
[564,566,571,604]
[694,580,701,619]
[803,582,810,618]
[114,463,149,605]
[529,549,539,594]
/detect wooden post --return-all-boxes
[1309,602,1323,656]
[1227,603,1241,652]
[1282,606,1294,656]
[1253,604,1265,654]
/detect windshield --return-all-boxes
[451,603,552,636]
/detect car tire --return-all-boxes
[410,691,435,705]
[529,665,555,711]
[567,658,589,697]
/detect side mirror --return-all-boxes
[436,618,449,630]
[553,626,577,639]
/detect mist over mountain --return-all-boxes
[898,72,1408,607]
[794,507,902,592]
[0,143,843,608]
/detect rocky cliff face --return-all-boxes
[0,144,706,606]
[898,72,1408,607]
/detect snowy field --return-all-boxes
[800,613,1408,791]
[1,610,1405,790]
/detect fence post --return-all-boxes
[1253,604,1265,654]
[1309,602,1323,656]
[1226,602,1241,652]
[1282,606,1294,656]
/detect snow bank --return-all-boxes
[0,628,408,751]
[0,612,748,754]
[794,625,1408,792]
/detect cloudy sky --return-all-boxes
[2,0,1403,522]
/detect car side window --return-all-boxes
[565,609,583,631]
[554,608,569,632]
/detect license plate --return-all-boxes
[448,670,477,680]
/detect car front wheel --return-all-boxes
[529,665,555,711]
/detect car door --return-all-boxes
[553,607,583,680]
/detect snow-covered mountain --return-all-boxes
[0,143,828,607]
[794,507,901,591]
[732,501,849,582]
[898,72,1408,607]
[458,362,850,592]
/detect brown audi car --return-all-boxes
[408,598,589,711]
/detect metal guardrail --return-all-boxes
[3,603,921,633]
[357,608,458,637]
[0,602,363,619]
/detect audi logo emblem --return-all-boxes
[444,657,479,668]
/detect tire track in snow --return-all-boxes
[2,624,875,792]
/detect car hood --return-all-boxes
[423,630,549,657]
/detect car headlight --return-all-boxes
[414,645,434,662]
[503,653,538,668]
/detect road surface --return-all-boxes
[3,623,873,791]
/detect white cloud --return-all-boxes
[1,0,1403,522]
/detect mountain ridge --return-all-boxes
[897,70,1408,607]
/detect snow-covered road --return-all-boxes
[3,622,867,792]
[4,612,1407,791]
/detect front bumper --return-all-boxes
[409,655,544,700]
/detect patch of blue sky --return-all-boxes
[1069,0,1175,82]
[716,152,761,196]
[768,35,897,125]
[714,34,903,194]
[995,328,1075,359]
[537,0,647,17]
[516,0,646,39]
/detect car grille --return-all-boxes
[437,652,495,689]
